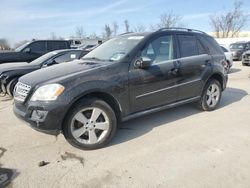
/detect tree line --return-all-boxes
[0,0,248,50]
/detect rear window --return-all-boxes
[198,36,223,55]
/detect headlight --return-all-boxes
[30,84,64,101]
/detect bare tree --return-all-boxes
[210,0,248,38]
[14,40,29,49]
[156,12,183,29]
[124,19,130,32]
[112,22,119,36]
[103,24,112,39]
[75,26,85,38]
[88,32,98,39]
[0,39,10,50]
[133,24,146,32]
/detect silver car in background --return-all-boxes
[220,45,233,72]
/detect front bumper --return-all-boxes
[242,56,250,64]
[13,100,68,135]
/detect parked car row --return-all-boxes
[4,28,228,150]
[0,49,88,96]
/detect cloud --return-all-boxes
[182,13,211,20]
[0,0,129,25]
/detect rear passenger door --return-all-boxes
[176,34,212,101]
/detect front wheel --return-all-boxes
[63,98,117,150]
[197,79,222,111]
[6,78,18,97]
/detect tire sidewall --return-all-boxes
[63,98,117,150]
[201,79,222,111]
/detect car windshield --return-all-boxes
[82,36,144,62]
[15,42,30,52]
[29,51,58,65]
[230,43,245,50]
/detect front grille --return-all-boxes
[14,82,31,102]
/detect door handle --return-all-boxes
[169,67,179,75]
[205,59,212,66]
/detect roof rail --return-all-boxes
[119,32,134,36]
[158,27,208,35]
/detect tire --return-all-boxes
[63,98,117,150]
[197,79,222,111]
[6,78,18,97]
[242,63,247,66]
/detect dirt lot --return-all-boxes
[0,62,250,188]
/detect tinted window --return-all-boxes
[28,41,46,54]
[197,39,207,54]
[178,35,198,57]
[142,35,174,64]
[47,41,68,51]
[198,36,223,55]
[53,51,82,63]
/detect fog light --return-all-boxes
[31,110,48,121]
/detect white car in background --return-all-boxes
[220,45,233,72]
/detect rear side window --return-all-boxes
[47,41,68,51]
[53,51,82,63]
[28,41,46,54]
[178,35,198,58]
[198,36,224,55]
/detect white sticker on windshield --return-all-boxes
[128,36,144,40]
[70,54,76,59]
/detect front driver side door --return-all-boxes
[129,34,182,113]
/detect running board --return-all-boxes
[122,96,200,122]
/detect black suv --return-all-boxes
[229,41,250,61]
[0,40,70,64]
[13,28,228,150]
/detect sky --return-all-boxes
[1,0,250,46]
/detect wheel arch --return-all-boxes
[204,73,225,92]
[62,91,122,129]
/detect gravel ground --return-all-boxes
[0,62,250,188]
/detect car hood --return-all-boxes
[0,51,19,62]
[243,50,250,55]
[0,62,39,74]
[230,49,243,52]
[19,59,115,87]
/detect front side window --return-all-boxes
[53,51,81,63]
[141,35,174,64]
[83,36,144,62]
[28,41,46,54]
[178,35,198,58]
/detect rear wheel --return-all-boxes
[6,78,18,97]
[197,79,222,111]
[63,98,117,150]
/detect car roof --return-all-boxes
[119,28,210,38]
[51,49,85,53]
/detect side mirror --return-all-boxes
[134,57,152,69]
[23,48,31,53]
